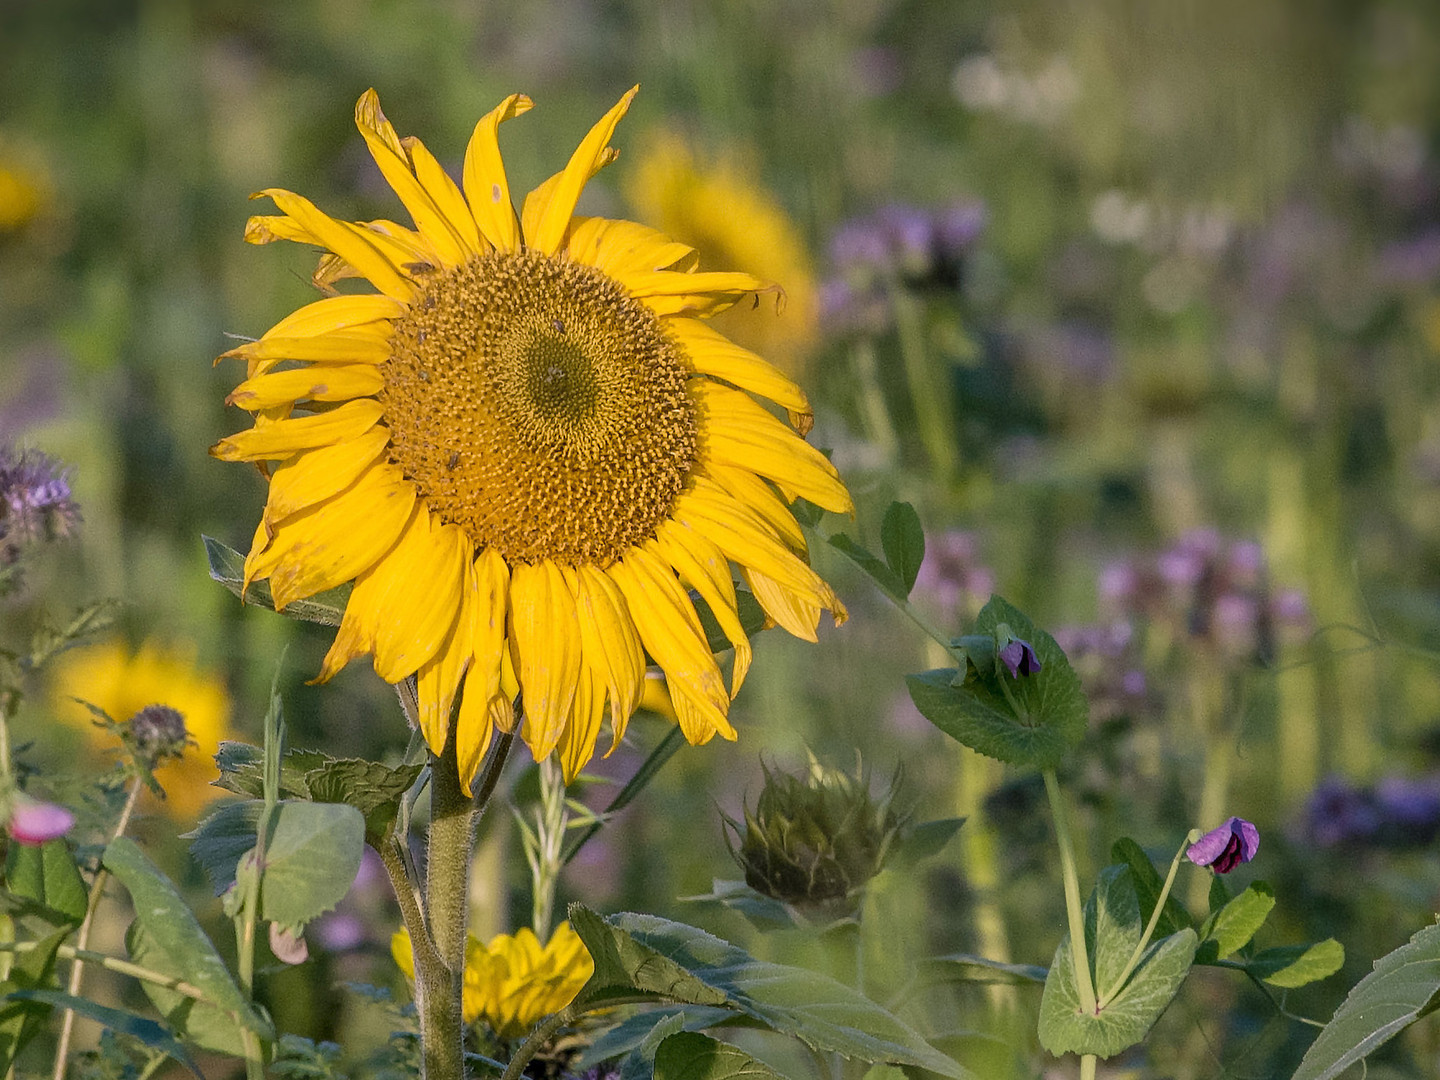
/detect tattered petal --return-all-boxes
[572,565,645,742]
[252,188,416,300]
[227,363,384,410]
[462,93,533,253]
[654,520,752,697]
[264,427,391,524]
[530,86,638,255]
[210,399,385,462]
[567,217,696,279]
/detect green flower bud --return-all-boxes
[724,754,909,913]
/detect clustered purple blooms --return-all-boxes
[1051,621,1152,725]
[1186,816,1260,874]
[821,201,986,332]
[0,447,78,566]
[1297,773,1440,850]
[1099,529,1309,664]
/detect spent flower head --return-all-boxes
[1186,817,1259,874]
[725,754,908,913]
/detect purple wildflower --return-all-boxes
[1186,817,1259,873]
[0,448,79,565]
[998,637,1042,678]
[8,798,75,846]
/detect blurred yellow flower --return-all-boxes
[0,137,49,233]
[625,132,819,377]
[392,921,593,1038]
[49,639,234,820]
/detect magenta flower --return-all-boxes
[1187,817,1259,873]
[8,798,75,846]
[999,637,1042,678]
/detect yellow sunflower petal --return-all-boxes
[693,380,852,513]
[222,333,393,368]
[468,546,511,708]
[454,684,500,794]
[509,562,582,761]
[416,568,476,754]
[708,463,807,553]
[571,565,645,742]
[253,461,416,613]
[529,86,638,255]
[354,91,474,268]
[740,566,848,642]
[405,134,485,256]
[238,294,402,345]
[252,188,416,300]
[674,478,829,596]
[654,519,752,697]
[607,543,729,739]
[671,681,737,744]
[557,664,606,784]
[622,269,778,318]
[227,363,384,410]
[210,399,385,462]
[462,93,533,253]
[566,217,696,278]
[670,317,811,417]
[264,427,391,524]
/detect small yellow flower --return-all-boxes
[0,138,48,233]
[48,639,234,820]
[625,131,819,377]
[392,921,594,1038]
[213,89,851,789]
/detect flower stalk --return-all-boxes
[1044,769,1096,1016]
[1097,836,1189,1009]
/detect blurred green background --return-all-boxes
[7,0,1440,1075]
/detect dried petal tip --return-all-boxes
[998,637,1042,679]
[8,798,75,846]
[1186,816,1259,873]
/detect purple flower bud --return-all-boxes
[8,798,75,846]
[999,637,1042,678]
[1186,816,1259,873]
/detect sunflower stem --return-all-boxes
[421,730,473,1080]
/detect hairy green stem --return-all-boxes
[500,1004,578,1080]
[1097,838,1188,1008]
[52,777,142,1080]
[421,731,473,1080]
[1044,769,1096,1016]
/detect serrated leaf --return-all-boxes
[573,906,972,1079]
[204,535,351,626]
[1110,838,1189,942]
[26,601,117,670]
[1195,882,1274,963]
[304,759,424,843]
[880,503,926,597]
[1293,921,1440,1080]
[10,990,200,1076]
[828,534,908,601]
[655,1031,786,1080]
[1248,939,1344,988]
[127,924,253,1058]
[103,837,269,1037]
[184,801,263,896]
[906,597,1087,768]
[213,741,326,801]
[5,839,87,923]
[929,953,1048,985]
[1038,866,1197,1058]
[259,801,366,931]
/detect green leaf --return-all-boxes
[906,597,1087,768]
[1195,881,1274,963]
[1110,838,1189,941]
[895,819,966,865]
[5,839,87,923]
[126,924,254,1058]
[880,503,926,597]
[1038,866,1197,1058]
[9,990,200,1076]
[1293,921,1440,1080]
[580,1007,738,1070]
[259,801,366,932]
[213,741,327,801]
[929,953,1048,986]
[25,601,117,670]
[1247,939,1344,988]
[621,1014,689,1080]
[654,1032,786,1080]
[103,837,269,1038]
[304,759,425,844]
[680,879,802,932]
[184,800,264,896]
[0,925,70,1071]
[571,905,972,1079]
[204,535,351,626]
[828,534,907,601]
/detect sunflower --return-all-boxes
[392,921,593,1038]
[625,131,820,377]
[213,88,851,787]
[48,639,234,820]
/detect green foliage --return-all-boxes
[127,924,253,1059]
[929,953,1049,986]
[185,800,264,895]
[257,800,366,933]
[580,1006,740,1072]
[1195,881,1275,963]
[906,596,1088,769]
[569,905,972,1079]
[204,536,351,627]
[1244,939,1344,988]
[879,502,926,597]
[653,1031,786,1080]
[5,838,86,923]
[9,990,199,1076]
[0,924,70,1070]
[1110,838,1190,941]
[1038,866,1197,1058]
[1293,920,1440,1080]
[828,534,909,603]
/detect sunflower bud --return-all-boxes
[724,755,908,913]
